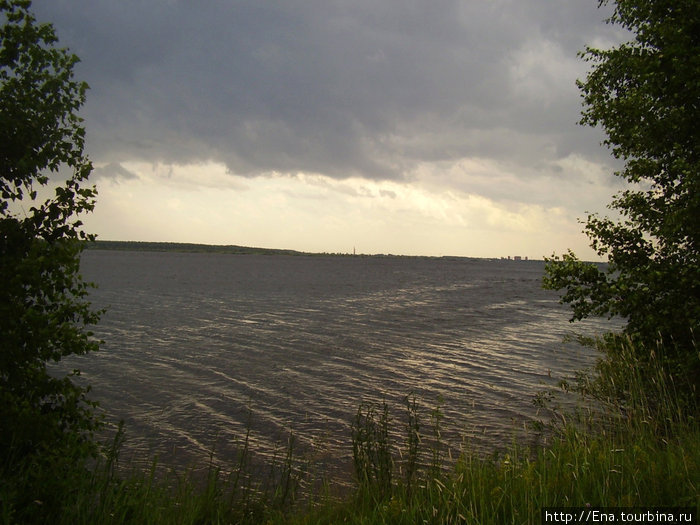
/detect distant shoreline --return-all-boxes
[86,240,323,257]
[85,240,522,260]
[85,240,420,258]
[86,240,550,262]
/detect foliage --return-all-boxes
[0,416,306,525]
[543,0,700,364]
[351,400,394,500]
[1,0,101,519]
[298,373,698,525]
[1,384,696,523]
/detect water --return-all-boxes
[69,250,614,478]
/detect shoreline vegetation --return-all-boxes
[87,239,316,257]
[6,336,698,524]
[86,239,539,261]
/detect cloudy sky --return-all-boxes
[33,0,626,259]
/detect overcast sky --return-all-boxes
[32,0,626,259]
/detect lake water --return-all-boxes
[69,250,614,479]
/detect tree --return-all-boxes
[543,0,700,371]
[1,0,101,508]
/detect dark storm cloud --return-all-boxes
[33,0,618,183]
[92,162,139,181]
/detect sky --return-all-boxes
[32,0,627,259]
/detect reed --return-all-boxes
[289,336,699,524]
[1,414,306,525]
[3,336,697,524]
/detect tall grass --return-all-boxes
[3,336,697,524]
[1,415,307,525]
[292,336,699,524]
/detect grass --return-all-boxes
[289,336,698,524]
[2,336,698,524]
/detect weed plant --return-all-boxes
[292,336,699,524]
[1,415,306,525]
[2,336,697,524]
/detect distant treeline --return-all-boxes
[86,240,312,256]
[86,240,533,261]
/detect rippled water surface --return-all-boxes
[71,250,613,477]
